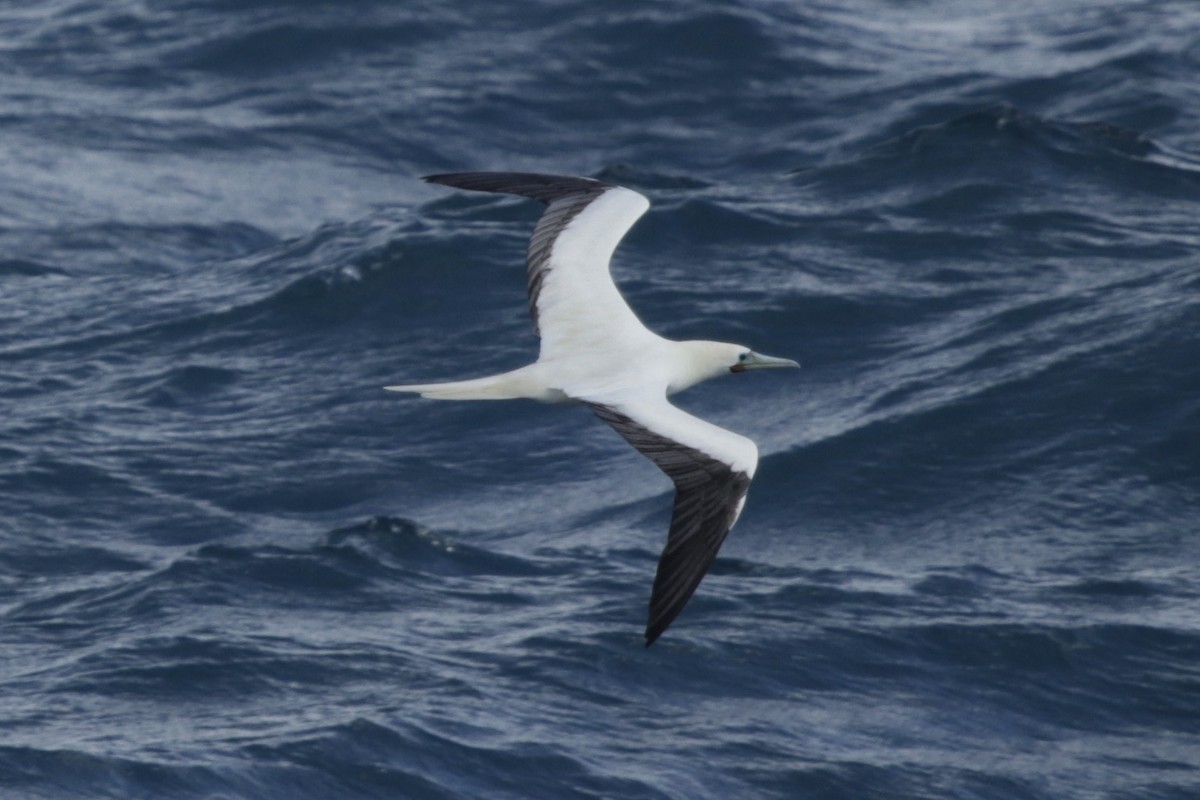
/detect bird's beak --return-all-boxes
[733,351,801,372]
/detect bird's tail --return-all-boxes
[384,366,548,401]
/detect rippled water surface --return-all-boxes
[2,2,1199,798]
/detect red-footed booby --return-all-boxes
[387,172,798,645]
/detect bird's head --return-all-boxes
[727,346,801,374]
[672,340,799,392]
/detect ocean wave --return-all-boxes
[795,105,1200,212]
[5,516,549,632]
[5,1,1200,797]
[0,258,68,278]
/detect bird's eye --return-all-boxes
[738,353,749,361]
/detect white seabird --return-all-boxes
[387,172,798,645]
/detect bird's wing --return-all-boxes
[581,390,759,645]
[423,172,655,360]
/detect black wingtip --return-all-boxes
[644,614,674,646]
[421,173,458,184]
[420,171,612,205]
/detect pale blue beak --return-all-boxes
[734,351,800,372]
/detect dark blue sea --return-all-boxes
[3,1,1199,798]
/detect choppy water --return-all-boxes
[2,2,1199,798]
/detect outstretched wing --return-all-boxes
[583,392,759,645]
[424,172,655,361]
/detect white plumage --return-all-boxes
[386,172,798,644]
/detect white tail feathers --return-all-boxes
[384,376,520,400]
[384,365,564,402]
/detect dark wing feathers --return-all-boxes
[522,190,607,335]
[588,403,753,646]
[423,172,611,335]
[423,172,612,204]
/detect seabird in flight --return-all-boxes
[386,172,798,645]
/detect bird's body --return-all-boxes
[387,172,798,644]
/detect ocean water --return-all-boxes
[2,1,1199,798]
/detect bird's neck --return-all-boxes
[665,340,735,395]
